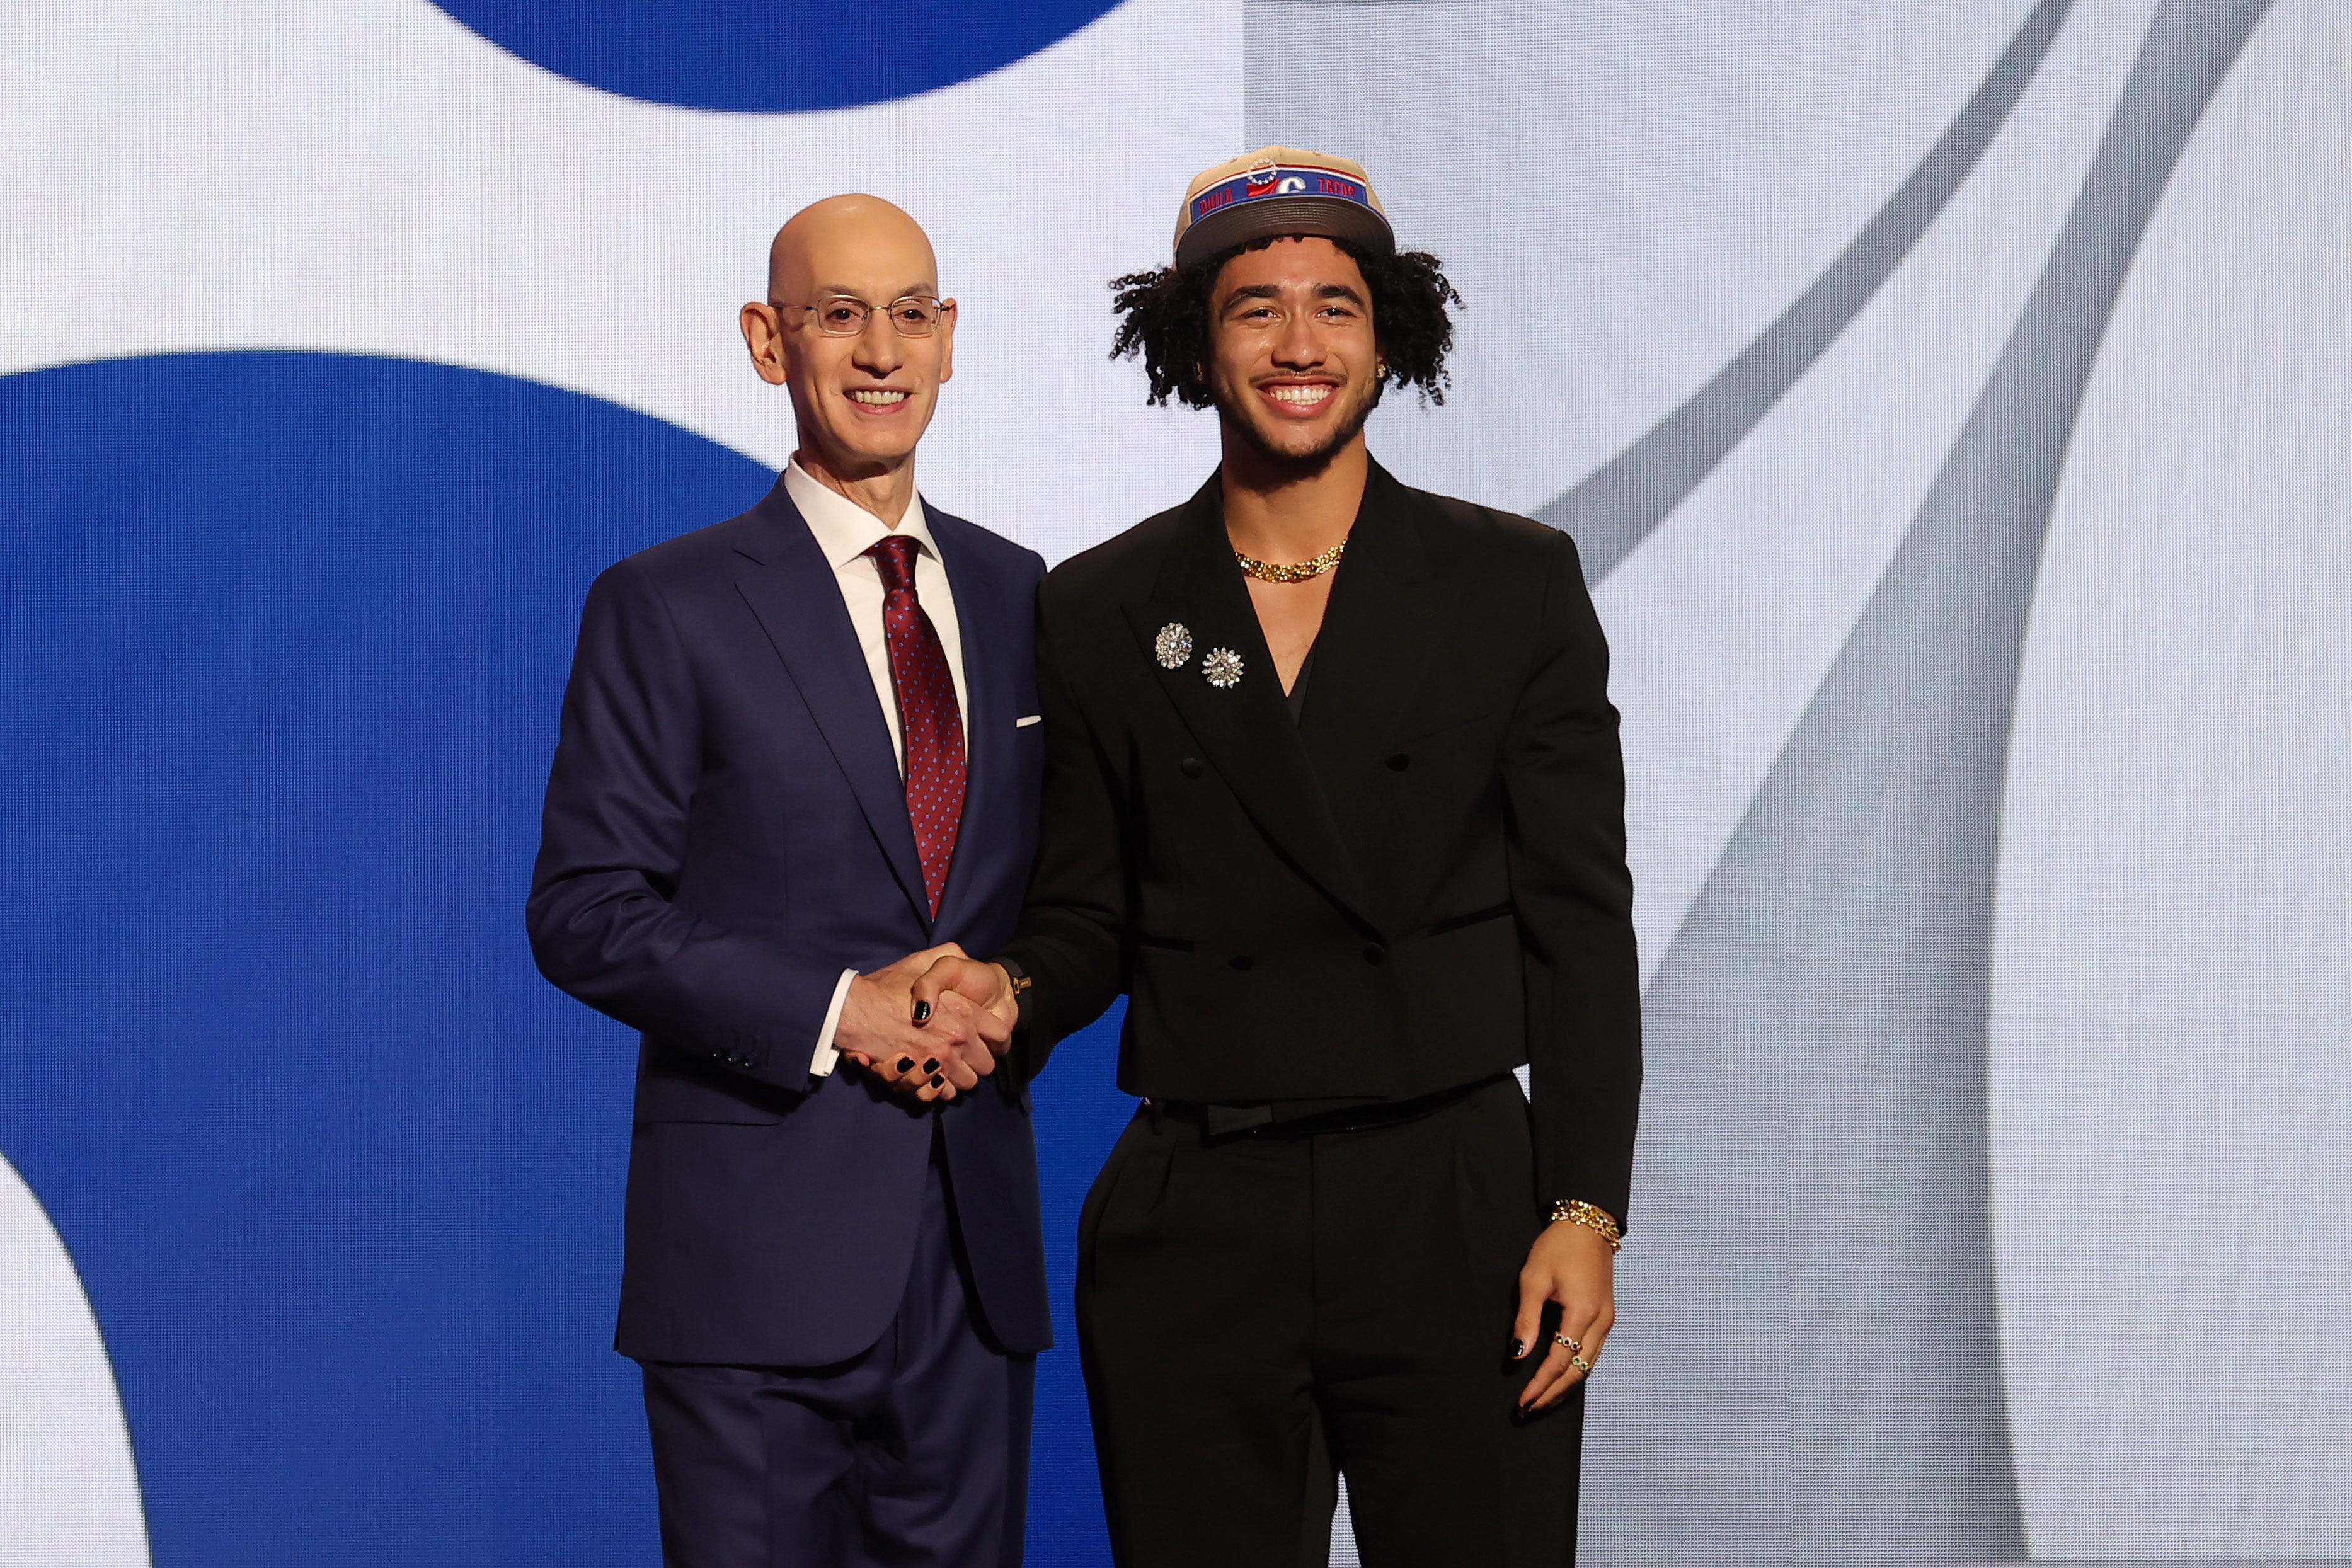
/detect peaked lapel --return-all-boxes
[1295,462,1470,853]
[728,481,932,932]
[924,510,1013,936]
[1118,476,1377,931]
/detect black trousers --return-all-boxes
[638,1146,1033,1568]
[1077,1077,1583,1567]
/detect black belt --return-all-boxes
[1154,1071,1510,1142]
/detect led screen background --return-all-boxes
[3,2,2346,1564]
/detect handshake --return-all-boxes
[833,945,1020,1102]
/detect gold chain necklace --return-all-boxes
[1233,537,1347,584]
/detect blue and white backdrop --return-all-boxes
[3,2,2345,1564]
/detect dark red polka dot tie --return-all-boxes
[866,535,965,918]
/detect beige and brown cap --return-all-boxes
[1171,145,1394,270]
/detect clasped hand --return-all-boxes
[834,944,1019,1103]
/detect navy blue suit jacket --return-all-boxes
[527,477,1052,1366]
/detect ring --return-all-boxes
[1554,1334,1580,1353]
[1569,1354,1592,1373]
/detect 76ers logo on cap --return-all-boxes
[1175,146,1394,268]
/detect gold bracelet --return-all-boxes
[1551,1199,1622,1252]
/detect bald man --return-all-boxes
[527,197,1050,1568]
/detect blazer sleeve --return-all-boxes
[997,600,1129,1081]
[525,556,842,1087]
[1500,530,1643,1229]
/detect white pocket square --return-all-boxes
[1015,714,1043,728]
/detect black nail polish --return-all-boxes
[1510,1338,1527,1359]
[912,999,932,1025]
[895,1057,914,1073]
[929,1074,944,1088]
[922,1058,939,1074]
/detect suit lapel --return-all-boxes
[926,512,1010,935]
[729,482,932,932]
[1295,462,1467,847]
[1120,476,1376,930]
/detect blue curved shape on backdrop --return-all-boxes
[0,352,1131,1565]
[431,0,1128,112]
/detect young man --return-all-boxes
[917,149,1642,1565]
[527,196,1047,1568]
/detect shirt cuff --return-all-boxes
[809,968,858,1077]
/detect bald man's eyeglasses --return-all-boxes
[772,294,951,337]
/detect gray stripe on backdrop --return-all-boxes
[1580,3,2275,1561]
[1540,0,2075,587]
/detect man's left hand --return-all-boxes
[1512,1219,1616,1413]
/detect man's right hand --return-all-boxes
[835,945,1002,1101]
[909,955,1019,1068]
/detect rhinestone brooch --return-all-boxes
[1154,622,1193,670]
[1201,648,1244,689]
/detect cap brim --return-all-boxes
[1175,197,1396,271]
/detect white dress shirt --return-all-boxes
[784,459,970,1077]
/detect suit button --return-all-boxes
[1362,943,1387,966]
[1385,752,1411,771]
[1179,756,1205,778]
[1229,954,1253,971]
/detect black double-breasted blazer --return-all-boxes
[1000,460,1641,1221]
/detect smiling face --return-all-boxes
[740,195,955,485]
[1204,236,1383,470]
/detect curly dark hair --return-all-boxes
[1108,236,1462,409]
